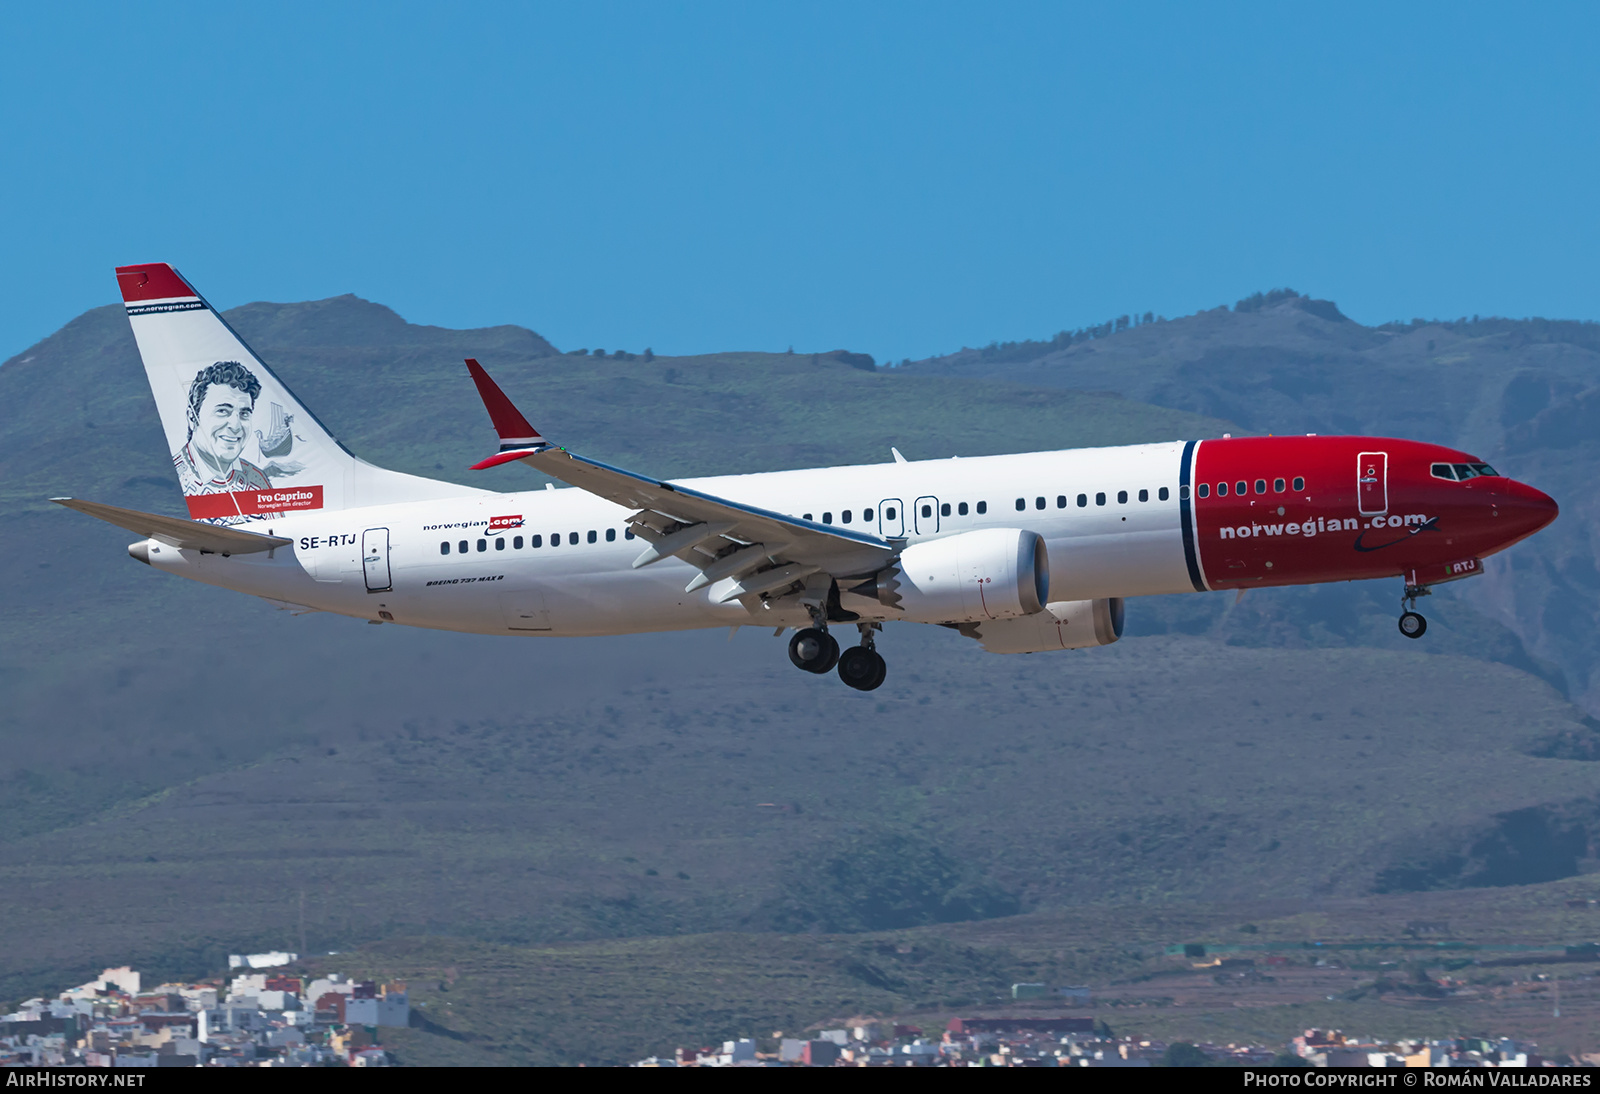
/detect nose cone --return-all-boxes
[1499,479,1559,540]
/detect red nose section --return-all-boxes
[1500,479,1559,543]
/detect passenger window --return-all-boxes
[1273,478,1285,492]
[864,508,874,521]
[1117,490,1128,504]
[514,536,524,549]
[569,532,579,545]
[1197,484,1208,498]
[1159,487,1170,501]
[1077,494,1087,507]
[532,535,542,548]
[823,512,833,524]
[587,530,597,544]
[1176,486,1186,501]
[1236,481,1248,496]
[477,539,487,552]
[1292,476,1305,491]
[1056,495,1066,508]
[606,528,616,542]
[458,540,468,553]
[1015,498,1026,511]
[842,510,853,524]
[803,513,813,521]
[1033,497,1043,510]
[624,529,635,540]
[1095,492,1106,506]
[957,502,968,516]
[1255,479,1266,494]
[495,538,505,551]
[887,506,899,519]
[921,504,932,518]
[1138,489,1148,502]
[549,533,559,547]
[975,502,986,515]
[941,503,951,516]
[439,542,449,556]
[1217,482,1228,496]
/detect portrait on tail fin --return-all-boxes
[173,361,275,524]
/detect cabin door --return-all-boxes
[914,496,940,535]
[1357,452,1388,515]
[362,528,392,593]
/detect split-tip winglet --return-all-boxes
[465,358,548,470]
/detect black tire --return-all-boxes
[864,651,887,691]
[838,646,886,691]
[788,628,839,673]
[1398,611,1427,639]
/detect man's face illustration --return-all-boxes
[193,382,254,467]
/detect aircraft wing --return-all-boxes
[464,359,895,599]
[52,498,293,555]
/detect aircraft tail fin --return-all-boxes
[115,263,485,524]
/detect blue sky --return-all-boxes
[2,3,1596,364]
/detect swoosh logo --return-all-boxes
[1353,516,1440,553]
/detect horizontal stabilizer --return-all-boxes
[52,498,292,555]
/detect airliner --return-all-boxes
[56,263,1560,692]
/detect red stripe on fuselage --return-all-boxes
[1191,436,1556,590]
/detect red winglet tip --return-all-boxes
[470,450,533,471]
[465,358,542,442]
[115,263,197,303]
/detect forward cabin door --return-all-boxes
[1357,452,1388,515]
[362,528,392,593]
[914,496,940,536]
[878,499,905,538]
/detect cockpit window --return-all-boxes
[1435,461,1501,481]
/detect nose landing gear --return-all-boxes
[1398,582,1431,639]
[838,623,887,691]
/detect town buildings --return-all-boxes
[1,958,408,1067]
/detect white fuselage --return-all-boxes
[141,441,1196,635]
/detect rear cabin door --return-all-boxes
[914,496,940,536]
[362,527,392,593]
[1357,452,1388,515]
[878,499,904,538]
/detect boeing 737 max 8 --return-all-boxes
[55,263,1560,691]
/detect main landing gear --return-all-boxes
[787,616,887,691]
[1398,582,1431,640]
[837,624,888,692]
[788,626,840,673]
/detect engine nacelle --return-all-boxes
[963,597,1125,654]
[848,528,1048,624]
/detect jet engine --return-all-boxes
[963,597,1125,654]
[848,528,1048,624]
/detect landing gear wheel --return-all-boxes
[1398,611,1427,639]
[838,646,887,691]
[788,627,839,673]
